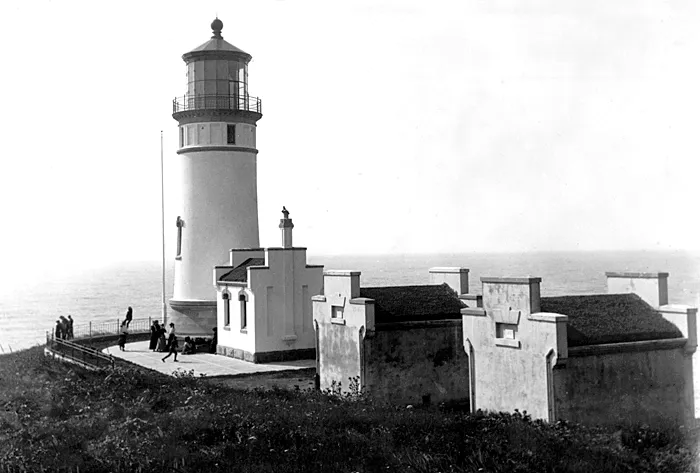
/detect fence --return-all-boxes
[45,333,115,370]
[53,317,156,342]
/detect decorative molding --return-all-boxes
[495,338,521,349]
[169,299,217,311]
[173,109,261,125]
[177,145,258,155]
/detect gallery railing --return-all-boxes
[173,94,262,114]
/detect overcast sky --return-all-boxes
[0,0,698,273]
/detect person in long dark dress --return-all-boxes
[149,320,161,351]
[124,307,133,328]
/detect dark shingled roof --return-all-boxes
[219,258,265,283]
[359,284,465,323]
[540,293,682,347]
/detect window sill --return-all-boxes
[223,325,231,331]
[240,328,248,334]
[175,256,182,261]
[331,318,346,325]
[495,338,520,349]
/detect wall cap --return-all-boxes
[481,277,541,284]
[375,319,462,331]
[324,270,361,276]
[658,304,697,314]
[429,267,469,274]
[349,297,375,305]
[568,337,687,357]
[605,271,669,279]
[311,295,327,302]
[529,312,569,323]
[462,308,487,317]
[266,247,307,251]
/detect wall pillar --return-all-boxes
[606,271,669,307]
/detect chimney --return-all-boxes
[279,206,294,248]
[429,267,469,295]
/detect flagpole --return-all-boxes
[160,130,168,325]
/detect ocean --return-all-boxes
[1,250,698,352]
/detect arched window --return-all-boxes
[239,293,248,330]
[222,291,230,327]
[175,216,184,260]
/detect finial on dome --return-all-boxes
[211,17,223,39]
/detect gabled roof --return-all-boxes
[540,293,682,347]
[219,258,265,283]
[360,284,465,323]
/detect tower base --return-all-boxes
[168,299,217,337]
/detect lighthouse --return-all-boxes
[170,18,262,336]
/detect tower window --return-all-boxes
[227,124,236,144]
[179,127,184,147]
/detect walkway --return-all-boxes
[103,340,315,378]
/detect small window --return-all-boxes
[222,292,230,327]
[331,306,344,319]
[175,217,184,260]
[496,323,517,340]
[227,124,236,144]
[179,127,184,147]
[239,293,247,329]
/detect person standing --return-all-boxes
[67,315,74,340]
[162,323,178,362]
[124,307,133,328]
[149,320,161,351]
[118,321,129,351]
[156,325,167,352]
[54,320,63,340]
[59,316,69,340]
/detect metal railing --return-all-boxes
[173,94,262,114]
[46,333,115,369]
[67,317,154,340]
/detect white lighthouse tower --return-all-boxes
[170,18,262,336]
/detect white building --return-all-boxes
[214,209,324,363]
[170,18,263,336]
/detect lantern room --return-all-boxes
[173,18,262,116]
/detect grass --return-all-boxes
[1,345,698,472]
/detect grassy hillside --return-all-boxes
[0,346,697,472]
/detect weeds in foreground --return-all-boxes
[0,347,697,473]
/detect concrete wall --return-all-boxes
[554,340,694,427]
[314,271,374,393]
[364,320,470,405]
[216,286,256,357]
[216,247,322,361]
[463,277,568,420]
[250,248,322,354]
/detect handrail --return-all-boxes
[172,94,262,114]
[46,333,115,369]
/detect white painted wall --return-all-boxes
[173,147,260,301]
[249,248,322,353]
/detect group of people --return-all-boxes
[54,315,74,340]
[117,307,134,351]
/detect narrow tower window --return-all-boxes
[175,216,184,259]
[227,124,236,144]
[222,291,230,327]
[179,126,184,147]
[239,293,247,330]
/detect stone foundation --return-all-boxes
[217,345,315,363]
